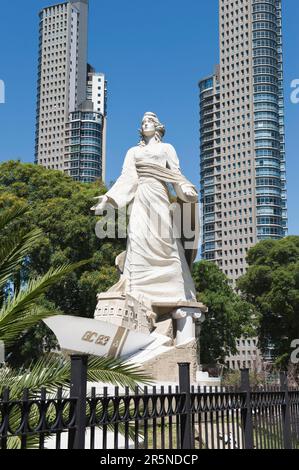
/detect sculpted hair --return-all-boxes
[138,112,166,146]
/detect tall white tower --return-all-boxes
[35,0,89,171]
[86,67,107,182]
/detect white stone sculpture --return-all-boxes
[92,112,207,380]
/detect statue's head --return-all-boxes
[139,112,165,146]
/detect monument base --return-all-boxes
[94,290,207,381]
[129,338,198,383]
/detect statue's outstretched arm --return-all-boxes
[93,148,138,212]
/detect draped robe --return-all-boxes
[105,142,199,305]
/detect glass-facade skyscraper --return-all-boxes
[199,0,288,283]
[65,102,104,183]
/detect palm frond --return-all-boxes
[0,228,43,290]
[0,306,58,347]
[88,356,152,389]
[1,356,69,397]
[0,260,90,343]
[0,205,28,232]
[1,354,152,398]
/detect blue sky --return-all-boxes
[0,0,298,234]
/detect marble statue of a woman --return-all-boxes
[92,112,198,301]
[92,112,206,347]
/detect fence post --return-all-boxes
[178,362,193,449]
[240,369,254,449]
[280,371,292,449]
[68,354,88,450]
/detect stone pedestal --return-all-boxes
[94,291,207,379]
[138,339,198,383]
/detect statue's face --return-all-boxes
[142,116,156,137]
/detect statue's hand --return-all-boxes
[91,195,108,215]
[181,185,197,198]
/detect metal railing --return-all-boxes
[0,358,298,450]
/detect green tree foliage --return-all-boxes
[0,162,125,364]
[193,260,257,366]
[237,236,299,366]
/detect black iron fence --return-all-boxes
[1,357,299,450]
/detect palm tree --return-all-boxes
[0,205,151,448]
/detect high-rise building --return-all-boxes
[225,337,263,372]
[35,0,107,182]
[199,0,288,283]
